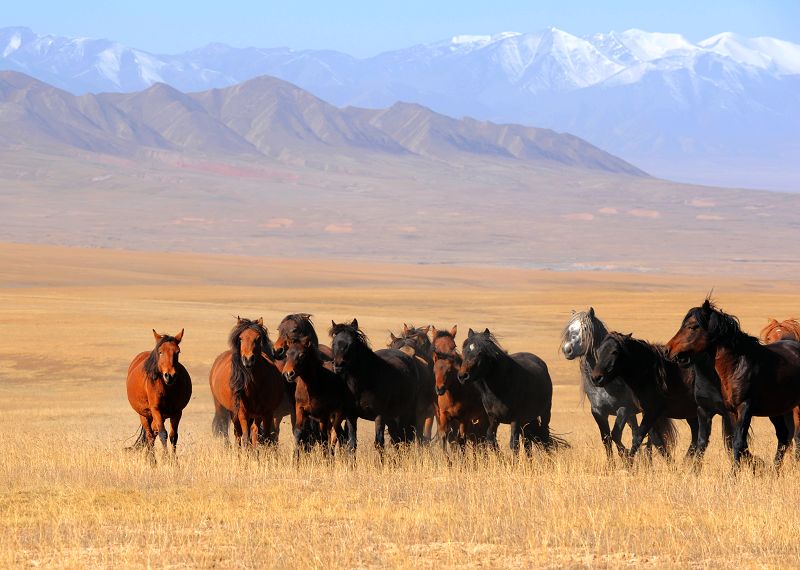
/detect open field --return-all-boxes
[2,242,800,568]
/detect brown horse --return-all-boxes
[126,329,192,464]
[209,317,285,448]
[666,300,800,467]
[761,317,800,458]
[388,323,437,442]
[431,325,488,451]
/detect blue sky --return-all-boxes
[3,0,799,56]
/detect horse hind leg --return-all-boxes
[793,407,800,461]
[211,395,231,443]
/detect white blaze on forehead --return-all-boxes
[469,344,475,351]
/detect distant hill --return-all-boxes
[0,70,645,176]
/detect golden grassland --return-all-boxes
[2,242,800,568]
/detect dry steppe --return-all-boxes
[2,242,800,568]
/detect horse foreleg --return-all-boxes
[293,406,307,462]
[168,412,182,457]
[733,400,754,467]
[692,407,713,469]
[770,414,791,470]
[793,407,800,461]
[684,416,699,461]
[486,417,500,452]
[138,414,157,466]
[592,410,613,460]
[509,420,521,456]
[629,406,663,461]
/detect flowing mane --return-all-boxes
[465,330,507,360]
[143,335,180,383]
[606,332,671,394]
[689,299,760,351]
[279,313,320,348]
[560,309,608,362]
[760,318,800,343]
[228,318,272,398]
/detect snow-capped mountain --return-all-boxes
[1,25,799,190]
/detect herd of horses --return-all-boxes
[126,301,800,470]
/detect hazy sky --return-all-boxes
[3,0,799,56]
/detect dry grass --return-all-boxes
[2,243,800,568]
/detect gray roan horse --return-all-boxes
[561,308,676,459]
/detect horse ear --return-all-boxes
[625,333,632,338]
[430,325,438,337]
[152,329,163,342]
[422,325,431,334]
[403,323,409,334]
[236,315,242,323]
[256,317,264,327]
[174,329,184,343]
[389,332,398,342]
[468,328,475,338]
[702,299,711,311]
[483,328,490,335]
[768,318,778,325]
[450,324,458,338]
[588,307,595,318]
[351,318,359,329]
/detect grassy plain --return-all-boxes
[1,242,800,568]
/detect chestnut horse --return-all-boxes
[282,339,352,457]
[760,317,800,458]
[666,300,800,467]
[126,329,192,464]
[209,317,285,448]
[457,328,567,453]
[388,323,437,442]
[430,325,488,451]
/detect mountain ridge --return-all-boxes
[0,70,645,176]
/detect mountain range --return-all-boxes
[0,70,643,175]
[1,26,799,190]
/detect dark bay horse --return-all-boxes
[209,317,285,448]
[388,323,437,442]
[126,329,192,464]
[330,319,428,453]
[457,328,567,453]
[761,318,800,458]
[273,313,333,361]
[591,332,696,460]
[561,308,672,459]
[282,340,352,457]
[666,300,800,467]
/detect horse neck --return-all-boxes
[348,342,385,385]
[481,351,516,392]
[297,351,325,385]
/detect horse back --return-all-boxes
[510,352,553,396]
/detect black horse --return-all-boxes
[282,340,352,457]
[457,328,567,453]
[330,319,429,453]
[591,332,699,460]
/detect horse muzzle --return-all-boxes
[162,372,174,386]
[673,353,692,368]
[591,373,608,387]
[457,372,470,384]
[283,370,296,383]
[241,355,255,368]
[435,385,447,396]
[272,346,286,360]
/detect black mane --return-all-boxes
[606,332,671,394]
[279,313,320,348]
[330,321,370,348]
[689,300,759,351]
[465,330,507,360]
[143,335,180,383]
[228,318,272,398]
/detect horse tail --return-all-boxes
[124,425,166,451]
[544,429,571,451]
[211,396,231,440]
[650,416,678,455]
